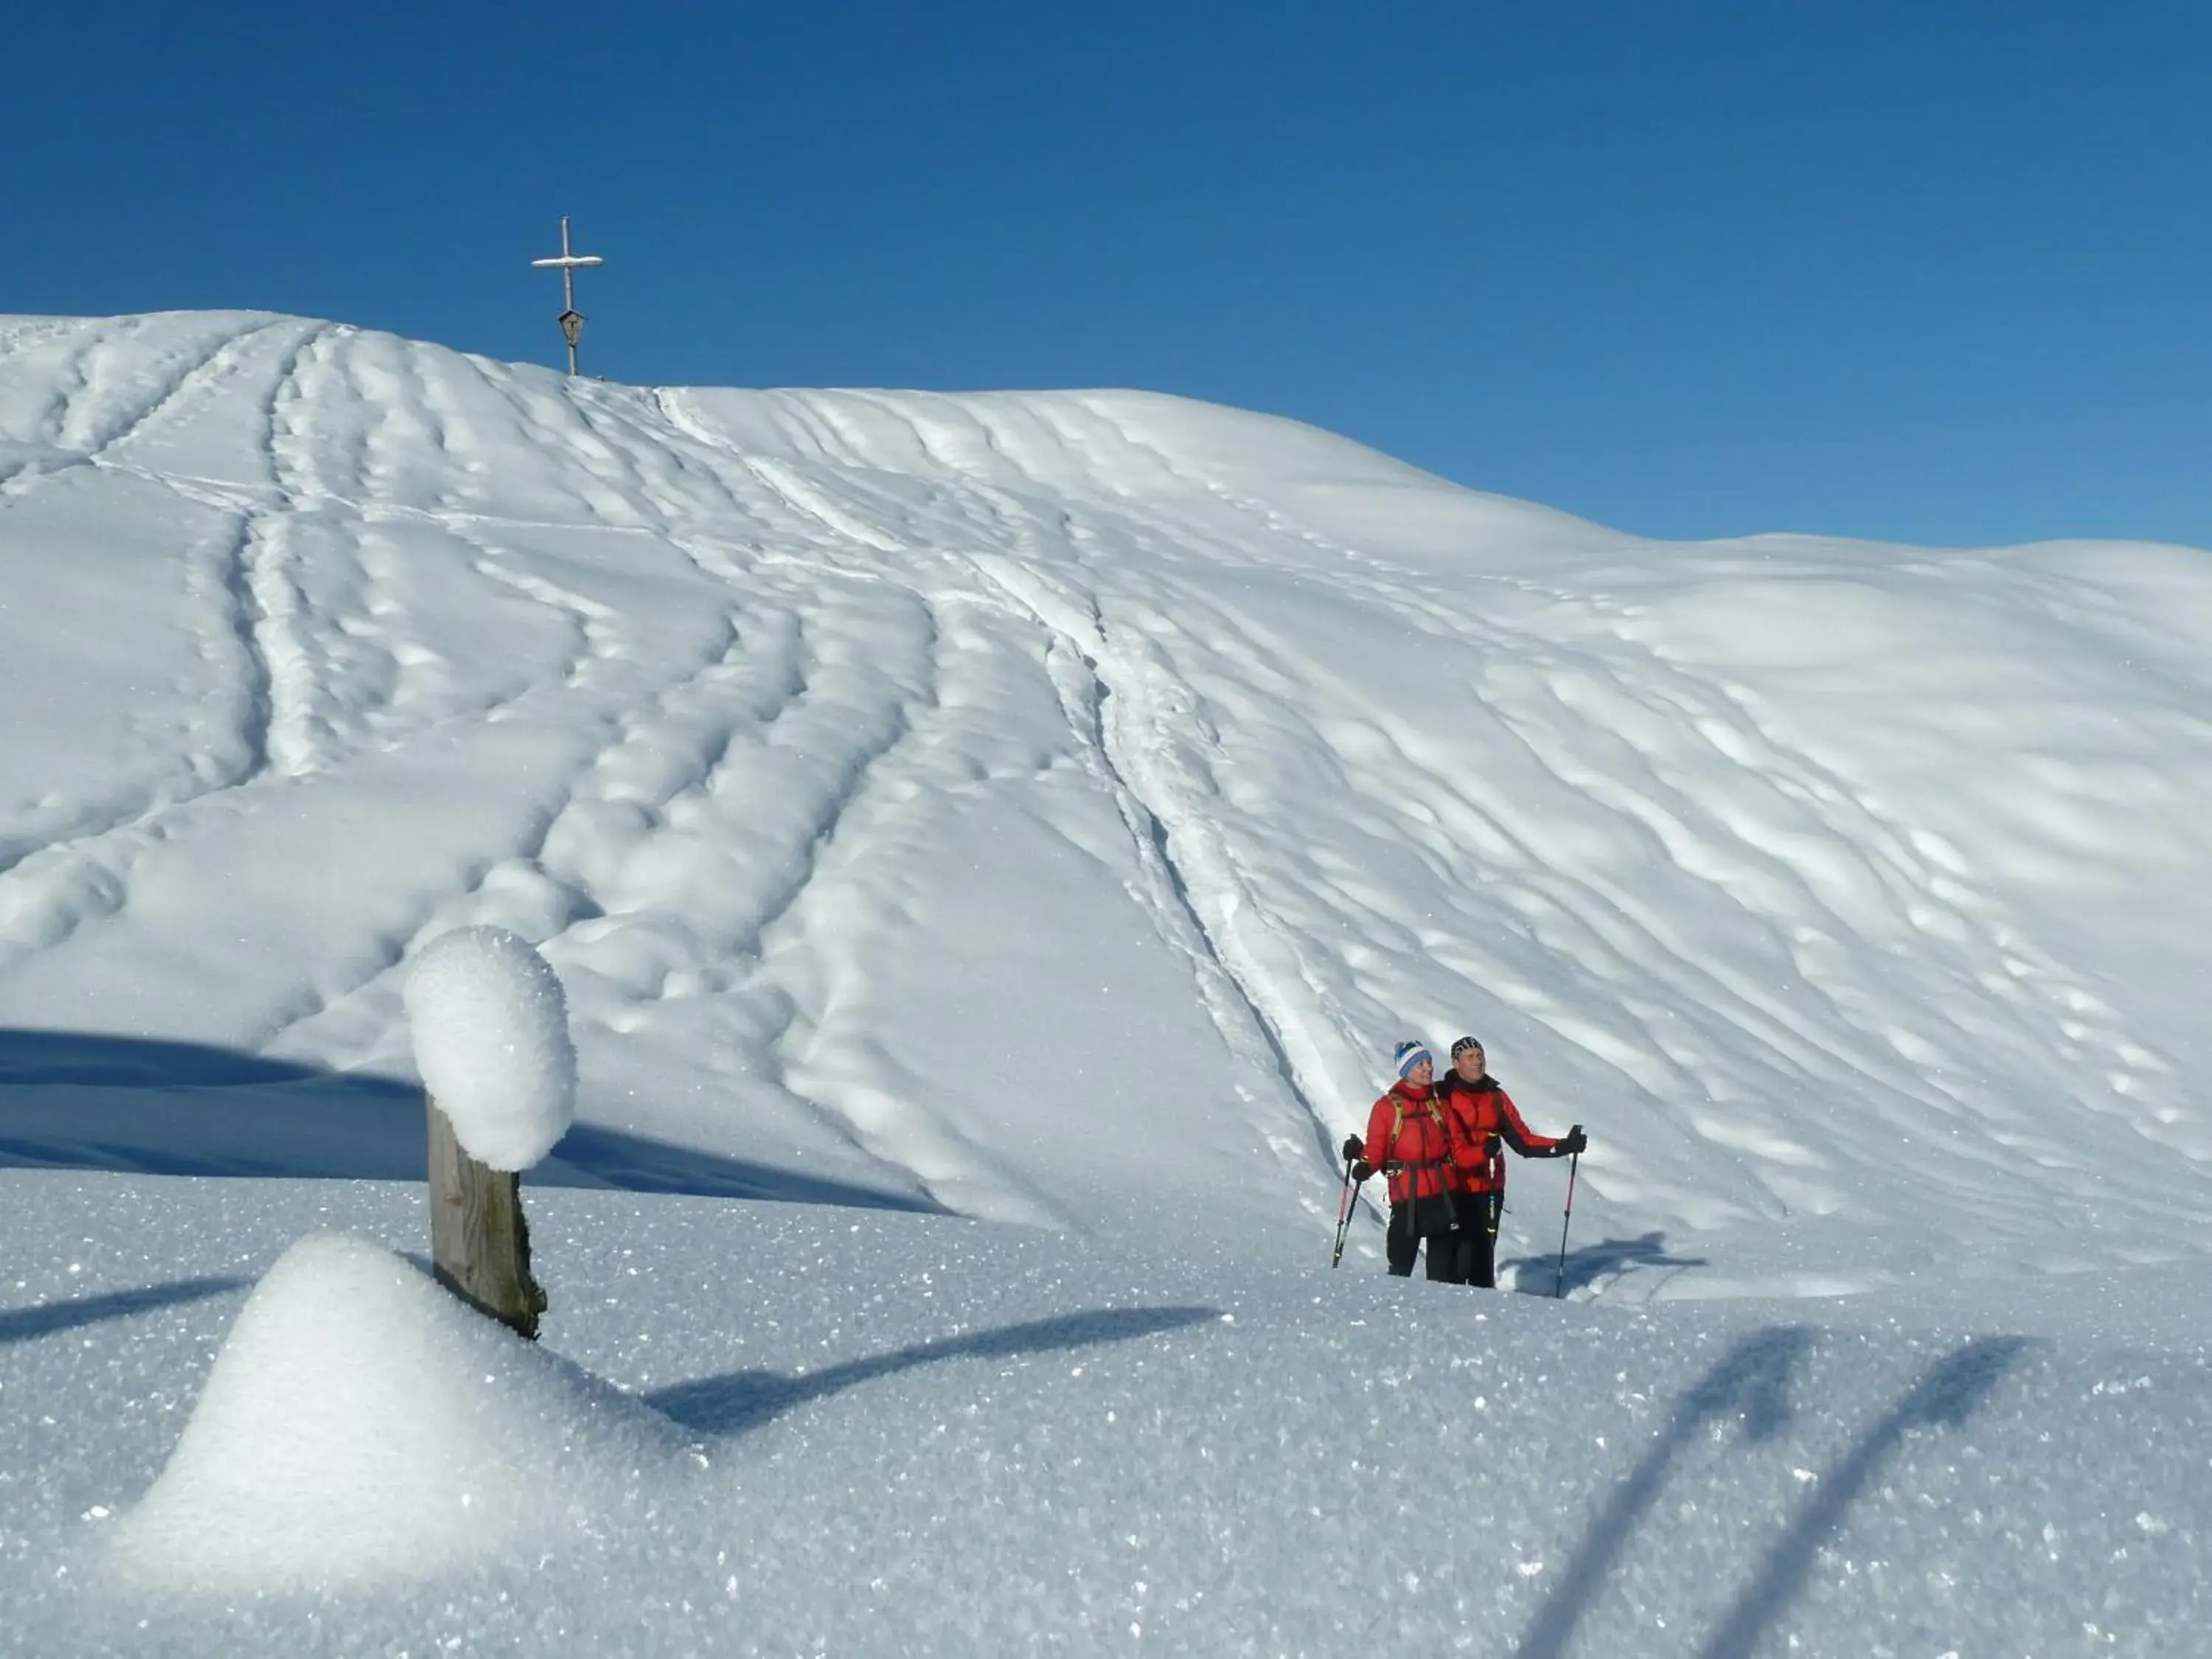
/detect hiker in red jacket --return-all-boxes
[1340,1040,1465,1281]
[1436,1035,1585,1289]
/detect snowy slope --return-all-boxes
[6,313,2212,1655]
[4,310,2208,1287]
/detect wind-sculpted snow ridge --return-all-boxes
[1,312,2209,1292]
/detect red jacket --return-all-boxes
[1439,1074,1559,1193]
[1361,1082,1458,1205]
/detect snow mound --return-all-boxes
[403,927,577,1171]
[111,1232,698,1586]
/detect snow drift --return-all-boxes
[111,1231,698,1585]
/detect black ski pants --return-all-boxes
[1442,1190,1502,1289]
[1386,1192,1464,1282]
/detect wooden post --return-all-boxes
[427,1097,548,1340]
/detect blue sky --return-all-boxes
[12,3,2208,548]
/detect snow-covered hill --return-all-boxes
[4,313,2211,1653]
[4,310,2207,1287]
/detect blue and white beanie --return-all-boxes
[1392,1040,1433,1080]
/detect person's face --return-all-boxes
[1408,1057,1433,1088]
[1455,1047,1485,1082]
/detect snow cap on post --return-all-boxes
[403,927,577,1172]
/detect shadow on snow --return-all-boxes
[0,1026,941,1214]
[1504,1231,1708,1298]
[1513,1326,2039,1659]
[1691,1335,2037,1659]
[644,1305,1222,1435]
[0,1276,250,1346]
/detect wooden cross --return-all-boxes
[530,215,605,377]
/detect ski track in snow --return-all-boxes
[0,321,333,969]
[0,312,2208,1287]
[940,397,2200,1253]
[646,389,1349,1217]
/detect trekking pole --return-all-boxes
[1330,1153,1362,1267]
[1552,1143,1581,1300]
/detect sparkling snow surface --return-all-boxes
[1,313,2210,1652]
[4,1175,2208,1656]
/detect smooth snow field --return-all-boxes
[2,312,2210,1654]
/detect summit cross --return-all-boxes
[529,216,605,377]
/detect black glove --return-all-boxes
[1557,1125,1587,1158]
[1341,1135,1364,1165]
[1351,1161,1374,1184]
